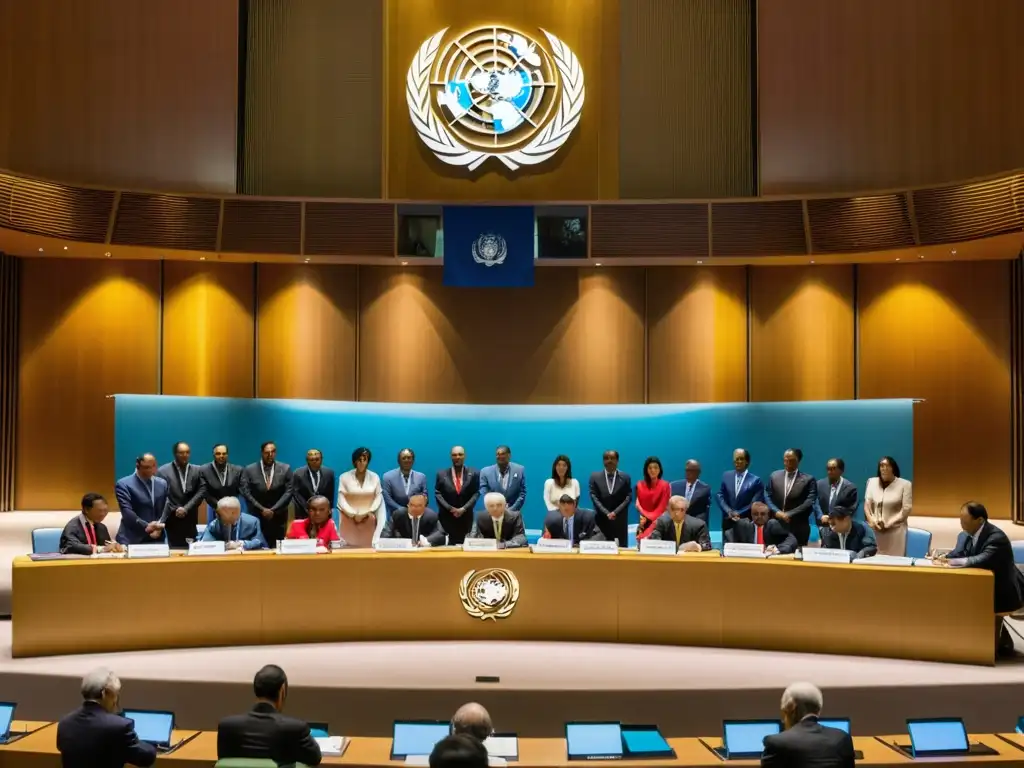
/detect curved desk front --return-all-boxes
[11,550,995,664]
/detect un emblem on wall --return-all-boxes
[459,568,520,620]
[406,26,586,172]
[472,233,507,267]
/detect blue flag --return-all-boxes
[443,206,535,287]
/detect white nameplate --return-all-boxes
[127,544,170,559]
[854,554,914,567]
[580,540,619,555]
[723,542,766,559]
[639,539,677,556]
[404,757,430,767]
[463,538,498,551]
[375,538,414,550]
[189,541,226,556]
[532,538,573,553]
[278,539,318,555]
[802,547,852,564]
[91,551,126,559]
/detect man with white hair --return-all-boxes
[200,496,268,550]
[57,667,156,768]
[467,492,527,548]
[761,682,854,768]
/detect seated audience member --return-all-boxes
[820,506,876,560]
[61,493,123,555]
[430,734,490,768]
[938,501,1024,657]
[452,702,492,741]
[201,496,267,550]
[762,682,854,768]
[649,495,711,552]
[218,664,322,766]
[381,492,447,547]
[468,492,527,549]
[287,495,341,548]
[543,495,601,545]
[57,667,156,768]
[726,501,798,555]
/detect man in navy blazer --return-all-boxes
[668,459,711,524]
[57,667,156,768]
[114,454,169,546]
[381,493,448,547]
[543,495,601,545]
[813,458,859,527]
[478,445,527,512]
[716,448,765,532]
[820,506,876,559]
[381,448,428,520]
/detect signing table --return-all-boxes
[12,549,995,663]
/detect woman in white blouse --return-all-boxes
[337,446,384,548]
[864,455,913,556]
[543,455,581,511]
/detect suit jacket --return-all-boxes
[60,516,113,555]
[434,467,481,529]
[381,469,428,519]
[949,521,1024,613]
[57,700,157,768]
[217,701,322,767]
[588,470,632,523]
[813,477,859,523]
[156,461,205,519]
[716,470,765,520]
[291,465,337,518]
[821,521,877,559]
[761,717,855,768]
[201,512,268,550]
[726,518,798,554]
[479,463,527,511]
[240,462,293,519]
[381,507,448,546]
[542,507,601,545]
[199,462,243,510]
[766,470,818,522]
[668,479,711,523]
[114,472,169,545]
[468,510,527,548]
[649,513,712,551]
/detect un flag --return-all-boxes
[443,206,535,287]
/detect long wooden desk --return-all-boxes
[11,550,996,664]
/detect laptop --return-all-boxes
[711,720,781,760]
[1016,716,1024,734]
[0,703,22,745]
[621,725,675,759]
[122,709,175,752]
[309,721,329,739]
[565,722,623,761]
[817,718,862,760]
[898,718,998,757]
[391,720,451,759]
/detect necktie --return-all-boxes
[454,470,463,494]
[756,525,764,546]
[829,483,839,510]
[412,517,420,542]
[674,522,682,546]
[840,533,847,550]
[85,522,96,547]
[964,537,975,557]
[563,517,568,540]
[494,517,502,540]
[735,473,743,496]
[685,483,693,501]
[568,517,573,543]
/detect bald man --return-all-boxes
[114,454,169,546]
[668,459,711,524]
[434,446,480,545]
[452,703,492,742]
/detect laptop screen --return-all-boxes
[907,719,968,755]
[309,722,329,739]
[122,710,173,747]
[818,719,850,734]
[566,722,623,759]
[392,721,451,758]
[0,703,14,738]
[1017,716,1024,735]
[723,721,781,756]
[621,726,672,756]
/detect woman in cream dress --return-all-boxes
[863,456,913,556]
[337,446,384,548]
[543,455,581,511]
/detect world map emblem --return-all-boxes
[406,26,586,172]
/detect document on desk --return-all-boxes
[315,736,348,756]
[639,539,676,556]
[853,555,914,567]
[463,538,498,551]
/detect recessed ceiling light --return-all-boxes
[200,256,206,261]
[63,246,68,250]
[104,251,111,257]
[895,257,901,262]
[696,260,703,265]
[594,262,602,267]
[37,247,43,253]
[400,261,408,266]
[918,254,924,259]
[951,249,957,255]
[810,260,815,264]
[304,258,310,263]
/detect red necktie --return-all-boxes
[454,470,463,494]
[85,522,96,547]
[756,525,764,546]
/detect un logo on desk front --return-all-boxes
[459,568,520,620]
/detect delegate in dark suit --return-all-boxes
[821,520,877,560]
[240,461,293,547]
[291,465,336,520]
[199,461,243,517]
[766,470,818,547]
[649,513,712,551]
[717,470,765,528]
[382,507,448,547]
[435,467,480,545]
[114,472,169,546]
[382,468,428,519]
[762,717,855,768]
[543,507,601,545]
[57,700,157,768]
[668,479,711,524]
[727,518,798,554]
[948,520,1024,614]
[468,510,528,548]
[60,515,114,555]
[813,477,858,524]
[217,702,322,767]
[156,461,205,548]
[589,469,632,547]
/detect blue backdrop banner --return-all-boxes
[114,397,914,532]
[442,205,534,287]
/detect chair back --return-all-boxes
[31,528,63,554]
[627,523,638,549]
[526,529,543,545]
[1011,540,1024,565]
[904,527,932,559]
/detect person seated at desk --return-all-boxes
[381,492,447,547]
[467,492,527,549]
[820,505,876,560]
[57,667,156,768]
[61,493,123,555]
[431,734,489,768]
[452,702,492,741]
[726,501,798,555]
[543,494,601,545]
[201,496,267,550]
[762,682,854,768]
[218,664,322,767]
[649,495,711,552]
[287,495,341,548]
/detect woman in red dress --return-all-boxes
[286,495,341,548]
[635,456,670,542]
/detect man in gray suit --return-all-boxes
[765,448,818,547]
[478,446,527,512]
[381,448,428,520]
[649,495,711,552]
[468,492,527,549]
[240,441,293,547]
[157,442,205,548]
[813,457,859,528]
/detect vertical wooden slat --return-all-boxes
[1012,251,1024,524]
[0,253,19,512]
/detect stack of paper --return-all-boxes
[315,736,347,756]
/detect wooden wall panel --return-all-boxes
[751,266,855,402]
[16,258,160,509]
[647,267,747,403]
[256,264,358,400]
[0,0,238,193]
[242,0,382,197]
[358,267,645,403]
[619,0,752,198]
[0,253,18,512]
[859,261,1011,518]
[758,0,1024,194]
[161,262,255,398]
